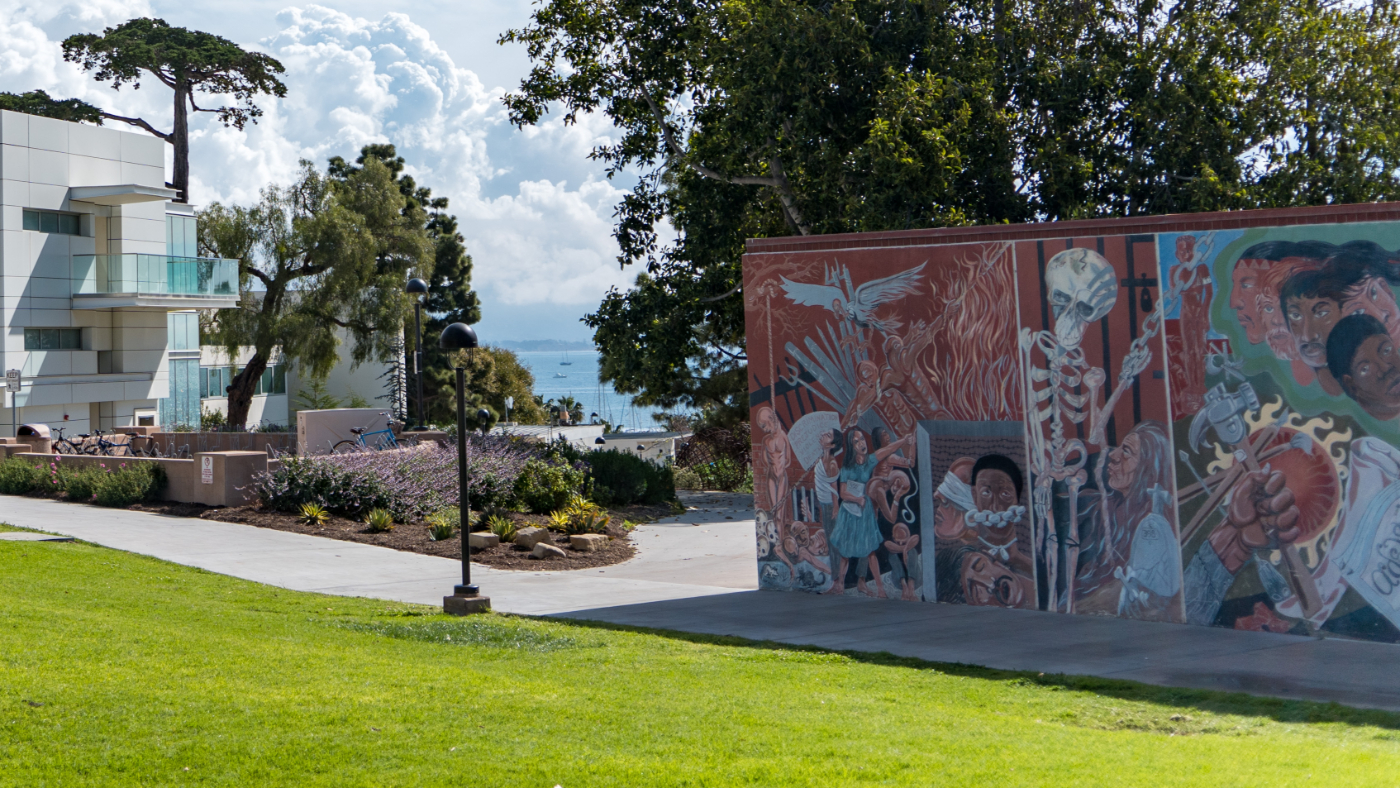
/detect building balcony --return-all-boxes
[71,254,239,310]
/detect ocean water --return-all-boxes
[514,349,672,431]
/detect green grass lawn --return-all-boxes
[2,535,1399,787]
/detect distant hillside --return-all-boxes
[493,339,595,352]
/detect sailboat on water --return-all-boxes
[560,350,573,366]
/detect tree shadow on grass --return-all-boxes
[543,615,1400,733]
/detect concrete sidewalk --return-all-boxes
[5,492,1400,712]
[0,492,757,616]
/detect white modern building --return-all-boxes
[1,110,237,437]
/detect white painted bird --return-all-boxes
[779,262,926,334]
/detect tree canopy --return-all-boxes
[432,347,549,430]
[329,144,484,425]
[63,18,286,202]
[198,155,433,428]
[503,0,1400,421]
[0,90,103,125]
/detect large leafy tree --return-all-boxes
[429,347,549,430]
[329,144,483,425]
[0,90,104,125]
[198,156,433,428]
[63,18,286,203]
[503,0,1400,419]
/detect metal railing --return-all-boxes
[71,254,238,298]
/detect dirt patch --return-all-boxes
[128,500,649,570]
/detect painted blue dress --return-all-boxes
[830,455,881,559]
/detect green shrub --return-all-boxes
[692,458,751,492]
[61,466,102,502]
[512,459,588,514]
[0,458,44,495]
[587,449,675,506]
[300,502,329,525]
[673,467,703,491]
[364,508,395,533]
[32,459,164,506]
[92,463,165,507]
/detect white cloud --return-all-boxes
[0,1,636,339]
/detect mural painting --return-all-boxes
[745,216,1400,644]
[1014,237,1182,621]
[1164,225,1400,641]
[746,242,1023,603]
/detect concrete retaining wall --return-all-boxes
[3,450,266,507]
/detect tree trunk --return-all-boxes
[172,80,190,203]
[226,353,269,430]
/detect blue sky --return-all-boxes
[0,0,636,343]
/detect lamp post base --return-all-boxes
[444,585,489,616]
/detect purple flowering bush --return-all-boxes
[253,436,538,521]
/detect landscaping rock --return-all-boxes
[531,542,567,560]
[569,534,609,552]
[514,526,552,550]
[467,531,500,549]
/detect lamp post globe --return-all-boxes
[440,321,488,615]
[439,322,478,351]
[405,278,430,431]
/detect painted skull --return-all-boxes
[1045,248,1117,350]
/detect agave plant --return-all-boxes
[299,502,329,525]
[427,507,459,541]
[364,508,395,533]
[547,496,610,535]
[486,513,518,543]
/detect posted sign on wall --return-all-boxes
[201,456,213,485]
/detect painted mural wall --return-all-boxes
[745,220,1400,643]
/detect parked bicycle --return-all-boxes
[83,429,133,457]
[332,413,400,453]
[51,427,86,455]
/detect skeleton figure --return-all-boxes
[1021,248,1194,613]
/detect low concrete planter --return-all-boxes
[3,450,270,507]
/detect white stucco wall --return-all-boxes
[0,110,175,436]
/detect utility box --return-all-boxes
[297,408,393,455]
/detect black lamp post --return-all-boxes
[439,321,490,615]
[406,278,429,430]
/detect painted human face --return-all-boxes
[1344,277,1400,341]
[932,493,967,538]
[1106,432,1143,494]
[852,431,868,462]
[1231,263,1268,344]
[819,431,834,451]
[962,552,1027,607]
[1344,334,1400,419]
[973,468,1017,513]
[1286,295,1344,370]
[1175,235,1196,264]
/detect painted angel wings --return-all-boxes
[780,262,926,334]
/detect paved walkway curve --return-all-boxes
[0,492,757,616]
[5,492,1400,712]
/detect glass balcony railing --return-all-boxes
[72,254,238,299]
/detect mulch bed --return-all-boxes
[126,500,681,571]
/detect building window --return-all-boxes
[22,210,81,236]
[23,328,82,350]
[200,364,285,398]
[167,312,200,351]
[166,214,197,258]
